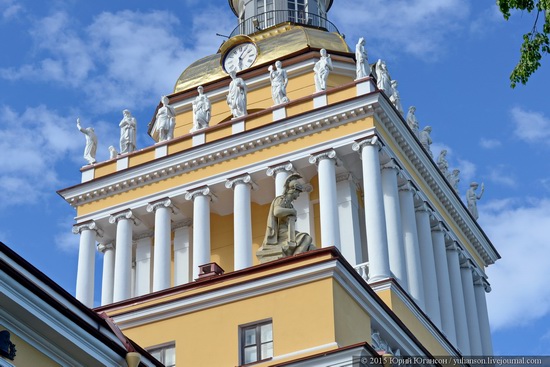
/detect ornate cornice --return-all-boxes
[72,220,104,237]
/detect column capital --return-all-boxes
[173,219,193,230]
[72,220,104,237]
[414,201,432,213]
[97,242,114,253]
[474,276,492,293]
[381,159,400,172]
[266,162,295,177]
[225,173,258,190]
[146,197,178,214]
[185,185,217,202]
[430,221,448,233]
[352,136,382,153]
[108,209,141,226]
[445,239,461,252]
[398,180,416,193]
[460,257,475,270]
[308,149,339,165]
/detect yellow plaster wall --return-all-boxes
[252,202,270,265]
[332,280,372,346]
[0,327,60,367]
[374,289,450,357]
[210,212,234,272]
[77,116,374,216]
[129,149,155,168]
[120,278,336,367]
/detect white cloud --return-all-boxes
[331,0,469,60]
[0,0,23,21]
[457,158,476,184]
[511,107,550,143]
[482,198,550,330]
[0,7,234,112]
[487,165,517,188]
[469,4,503,35]
[479,138,501,149]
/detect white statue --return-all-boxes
[437,149,449,176]
[466,182,484,220]
[269,61,289,105]
[156,96,176,141]
[406,106,419,137]
[313,48,333,92]
[419,126,433,158]
[355,37,370,80]
[389,80,403,114]
[375,59,391,92]
[119,109,137,154]
[108,145,118,159]
[448,169,460,192]
[192,86,211,132]
[226,70,247,119]
[76,118,97,165]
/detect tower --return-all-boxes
[59,1,500,364]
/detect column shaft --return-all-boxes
[415,204,441,328]
[74,223,99,307]
[227,176,253,270]
[474,280,494,355]
[135,236,152,296]
[186,188,214,280]
[317,155,341,249]
[99,243,115,306]
[336,174,363,265]
[113,217,133,302]
[353,139,390,281]
[148,199,173,292]
[381,162,407,288]
[174,223,192,285]
[398,184,425,308]
[461,262,483,355]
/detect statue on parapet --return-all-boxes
[76,117,97,165]
[119,109,137,154]
[355,37,370,80]
[406,106,419,137]
[419,126,433,158]
[192,86,211,132]
[227,70,247,118]
[448,169,460,192]
[389,80,403,115]
[269,61,289,105]
[257,173,316,263]
[313,49,333,92]
[375,59,392,92]
[156,96,176,141]
[437,149,449,176]
[466,182,484,220]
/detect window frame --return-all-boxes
[146,342,176,367]
[239,319,273,366]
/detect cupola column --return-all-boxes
[97,242,115,306]
[445,240,471,355]
[460,258,483,355]
[352,138,391,282]
[226,174,256,270]
[430,223,457,345]
[398,182,425,309]
[474,277,494,355]
[266,162,295,196]
[381,160,408,289]
[309,149,341,250]
[415,202,441,328]
[186,187,216,279]
[147,198,177,292]
[134,233,153,296]
[73,220,103,307]
[109,210,141,303]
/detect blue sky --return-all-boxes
[1,0,549,356]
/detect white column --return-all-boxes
[73,221,103,307]
[336,173,363,265]
[352,138,390,282]
[174,220,193,285]
[147,198,176,292]
[474,277,494,355]
[381,160,408,289]
[266,162,294,196]
[398,182,425,308]
[430,223,457,345]
[309,150,341,250]
[415,202,441,328]
[226,174,255,270]
[97,243,115,306]
[446,240,470,355]
[185,186,216,280]
[134,234,152,296]
[109,210,140,303]
[294,184,315,241]
[461,258,483,355]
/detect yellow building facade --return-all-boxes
[59,1,500,365]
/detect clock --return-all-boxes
[223,42,258,73]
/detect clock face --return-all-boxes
[223,43,258,73]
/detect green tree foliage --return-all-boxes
[498,0,550,87]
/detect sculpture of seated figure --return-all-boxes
[257,173,316,263]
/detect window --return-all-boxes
[287,0,307,24]
[256,0,275,28]
[148,343,176,367]
[240,320,273,365]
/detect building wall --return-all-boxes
[0,327,60,367]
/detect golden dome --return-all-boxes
[173,24,349,93]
